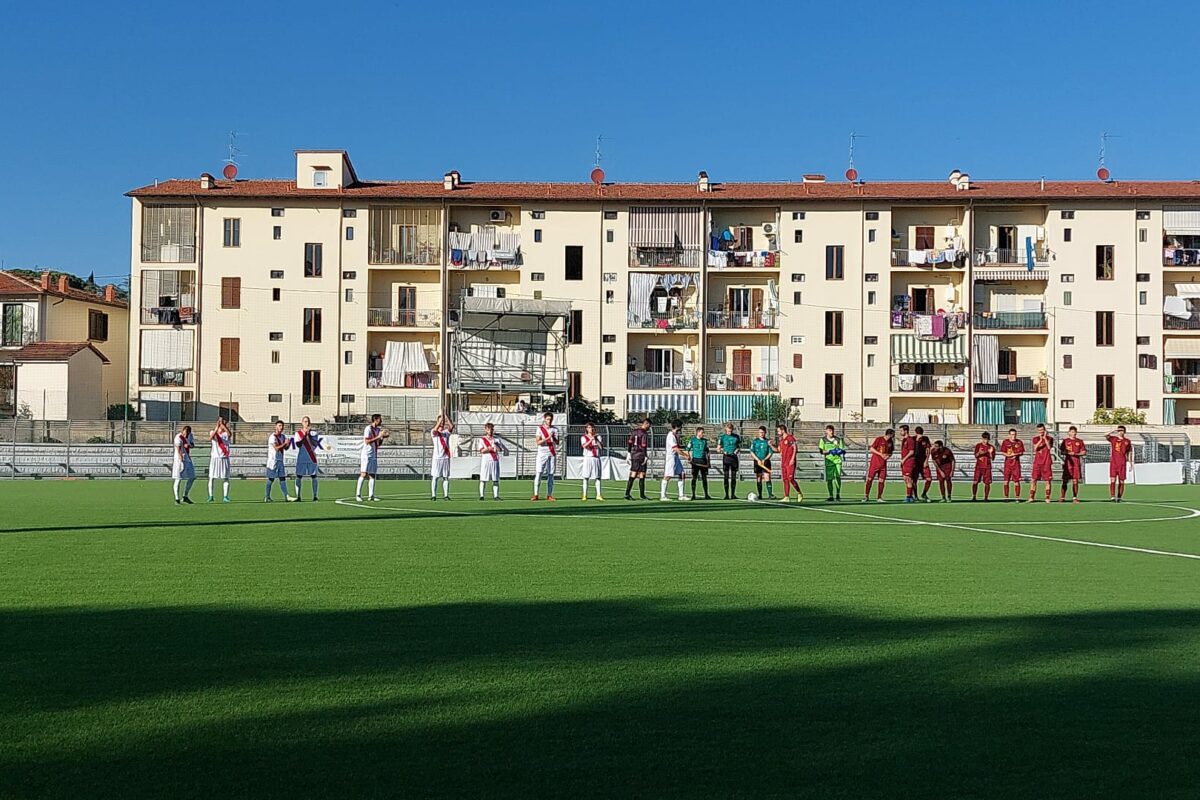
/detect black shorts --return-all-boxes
[691,457,710,472]
[722,454,739,471]
[630,451,647,474]
[753,458,772,477]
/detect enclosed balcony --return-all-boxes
[140,269,197,325]
[626,371,699,390]
[627,274,700,332]
[139,369,193,388]
[368,206,442,266]
[628,206,704,269]
[367,308,442,329]
[973,375,1048,394]
[973,311,1047,330]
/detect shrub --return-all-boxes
[1089,407,1145,425]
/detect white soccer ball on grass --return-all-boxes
[746,492,758,502]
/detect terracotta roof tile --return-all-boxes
[0,271,127,308]
[0,272,41,295]
[10,342,110,363]
[127,177,1200,203]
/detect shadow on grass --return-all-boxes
[2,601,1198,798]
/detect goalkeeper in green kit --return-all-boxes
[818,424,846,502]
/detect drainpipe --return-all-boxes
[192,195,204,420]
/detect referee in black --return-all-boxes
[624,418,651,500]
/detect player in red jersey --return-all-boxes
[914,426,933,501]
[1106,425,1133,501]
[998,428,1025,500]
[1027,423,1054,504]
[776,423,803,502]
[930,440,956,502]
[898,425,915,500]
[863,428,895,502]
[971,431,996,501]
[1058,425,1087,503]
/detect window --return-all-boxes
[998,349,1018,375]
[531,211,546,220]
[303,308,322,342]
[345,288,354,302]
[1096,245,1114,280]
[87,310,108,342]
[342,271,356,280]
[792,353,803,369]
[868,229,877,243]
[223,218,240,247]
[1137,273,1150,282]
[1139,228,1148,243]
[1137,210,1151,220]
[864,398,878,407]
[793,291,803,305]
[865,211,879,221]
[531,272,545,281]
[866,354,875,367]
[792,212,806,220]
[534,229,543,243]
[1060,336,1074,345]
[1096,311,1115,346]
[1063,228,1072,242]
[606,230,614,243]
[344,350,353,365]
[271,208,284,217]
[1062,354,1072,369]
[791,273,805,282]
[867,290,877,305]
[824,373,844,408]
[302,370,321,404]
[568,371,582,399]
[272,288,281,302]
[865,273,879,282]
[1061,273,1074,283]
[341,394,355,404]
[268,393,283,402]
[1137,399,1150,410]
[1139,291,1147,305]
[568,310,583,344]
[1139,354,1158,369]
[794,230,803,244]
[346,227,354,241]
[604,210,618,220]
[1137,336,1150,345]
[1061,399,1075,409]
[270,270,284,279]
[601,395,615,405]
[343,209,357,218]
[864,336,878,345]
[312,171,328,188]
[269,332,283,341]
[219,338,240,371]
[1096,375,1115,409]
[273,226,282,240]
[271,350,280,364]
[533,291,542,299]
[825,311,843,345]
[221,277,241,309]
[342,333,356,342]
[825,245,844,280]
[1063,291,1072,306]
[304,243,322,277]
[565,246,584,280]
[604,351,613,365]
[2,303,27,347]
[1061,210,1075,219]
[914,227,936,250]
[140,205,197,262]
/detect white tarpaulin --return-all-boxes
[1164,296,1191,319]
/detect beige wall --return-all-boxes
[43,296,129,407]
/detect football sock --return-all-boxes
[356,476,365,497]
[173,479,181,501]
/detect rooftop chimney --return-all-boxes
[443,172,455,191]
[802,174,826,184]
[450,170,461,187]
[104,284,116,303]
[697,171,710,192]
[200,172,214,189]
[57,275,70,293]
[40,271,51,290]
[956,173,971,191]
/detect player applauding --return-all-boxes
[357,413,387,502]
[431,414,454,501]
[292,416,322,502]
[208,416,232,503]
[863,428,894,503]
[1107,426,1133,502]
[532,412,559,501]
[971,431,996,502]
[478,422,502,501]
[264,420,294,502]
[999,428,1025,501]
[1059,426,1086,504]
[581,422,604,501]
[1027,424,1054,504]
[172,425,195,505]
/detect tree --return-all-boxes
[106,403,143,421]
[645,408,701,426]
[568,396,620,425]
[1089,407,1145,425]
[749,395,792,424]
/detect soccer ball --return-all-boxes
[747,492,758,502]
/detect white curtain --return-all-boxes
[973,334,999,384]
[628,273,658,325]
[140,329,193,370]
[379,341,431,387]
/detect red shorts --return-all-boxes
[867,461,887,482]
[1031,461,1052,482]
[781,458,796,477]
[1109,461,1127,480]
[908,462,931,481]
[937,464,954,480]
[973,462,992,484]
[1003,459,1022,482]
[1062,459,1082,480]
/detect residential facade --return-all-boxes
[126,150,1200,425]
[0,271,129,418]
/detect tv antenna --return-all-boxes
[223,131,246,180]
[846,132,864,182]
[594,134,605,168]
[1097,131,1117,181]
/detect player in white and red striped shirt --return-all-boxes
[477,422,502,500]
[580,422,604,501]
[532,412,559,501]
[430,413,454,501]
[208,417,232,503]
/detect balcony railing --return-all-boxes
[140,306,197,325]
[973,311,1047,329]
[974,247,1049,266]
[1164,248,1200,267]
[1165,374,1200,394]
[627,372,699,390]
[141,243,196,263]
[628,311,700,331]
[891,311,969,330]
[366,370,440,389]
[891,375,967,393]
[139,369,192,387]
[707,373,779,391]
[367,308,442,328]
[973,376,1048,394]
[890,248,964,268]
[629,247,703,269]
[706,309,777,330]
[706,250,779,269]
[1164,313,1200,330]
[369,244,441,266]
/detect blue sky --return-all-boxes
[0,0,1194,282]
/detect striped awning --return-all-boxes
[626,392,699,414]
[629,207,703,249]
[1165,206,1200,235]
[1165,338,1200,358]
[891,333,966,364]
[705,394,758,423]
[974,268,1049,281]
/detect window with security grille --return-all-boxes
[368,207,442,265]
[141,205,197,262]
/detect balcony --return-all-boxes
[1165,374,1200,394]
[890,311,968,331]
[1164,248,1200,267]
[366,370,440,389]
[974,246,1050,267]
[627,372,699,390]
[629,247,703,269]
[1164,313,1200,330]
[973,311,1047,330]
[706,249,779,270]
[706,308,777,330]
[891,375,967,393]
[628,311,700,332]
[707,373,779,392]
[140,306,197,325]
[973,375,1048,394]
[367,308,442,328]
[448,230,521,269]
[890,248,964,268]
[139,369,192,387]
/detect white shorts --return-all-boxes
[431,457,450,478]
[295,459,318,477]
[664,453,684,478]
[172,460,195,480]
[582,457,602,480]
[209,456,230,480]
[479,459,499,482]
[265,463,286,480]
[536,451,556,476]
[360,452,378,474]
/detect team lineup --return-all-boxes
[165,413,1139,506]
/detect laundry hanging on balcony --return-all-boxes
[626,272,696,327]
[449,226,521,269]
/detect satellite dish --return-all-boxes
[222,163,238,180]
[1097,166,1111,181]
[845,168,858,182]
[590,167,605,185]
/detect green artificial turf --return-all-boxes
[1,478,1199,799]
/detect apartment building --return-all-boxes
[126,150,1200,425]
[0,271,129,418]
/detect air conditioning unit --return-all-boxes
[489,209,507,223]
[762,222,777,235]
